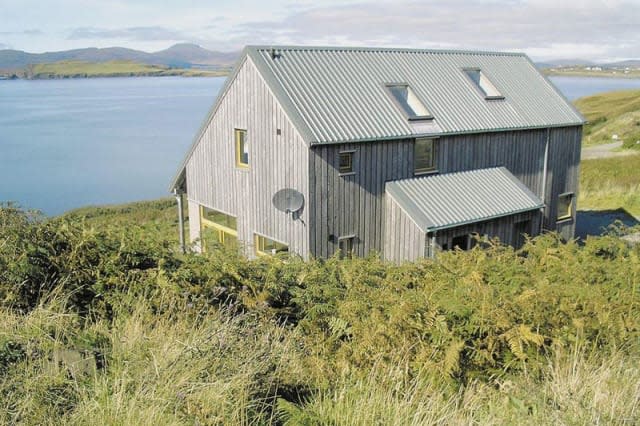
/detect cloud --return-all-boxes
[0,29,43,36]
[211,0,640,61]
[68,26,189,42]
[0,43,9,49]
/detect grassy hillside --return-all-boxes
[1,202,639,424]
[580,154,640,217]
[21,60,228,79]
[574,89,640,147]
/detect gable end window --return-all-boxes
[235,129,249,168]
[557,192,574,221]
[463,69,504,100]
[385,84,433,121]
[414,138,437,174]
[339,151,355,174]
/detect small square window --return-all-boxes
[414,138,437,174]
[235,129,248,167]
[463,69,504,100]
[385,84,433,121]
[339,152,354,174]
[557,193,574,221]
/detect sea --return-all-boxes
[1,75,640,215]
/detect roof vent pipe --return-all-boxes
[270,47,280,60]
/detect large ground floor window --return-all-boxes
[255,234,288,256]
[200,206,237,251]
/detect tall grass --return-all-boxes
[574,89,640,147]
[579,155,640,217]
[1,204,639,424]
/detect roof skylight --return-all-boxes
[385,84,433,121]
[463,69,504,100]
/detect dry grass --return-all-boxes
[575,90,640,147]
[579,155,640,217]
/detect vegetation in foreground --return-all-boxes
[1,202,639,424]
[574,89,640,148]
[16,60,228,79]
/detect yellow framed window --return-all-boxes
[255,234,288,256]
[557,193,574,221]
[414,138,436,174]
[235,129,249,168]
[200,206,238,251]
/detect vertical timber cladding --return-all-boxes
[384,194,427,262]
[309,139,414,258]
[309,126,581,259]
[436,126,582,236]
[545,126,582,240]
[184,57,310,257]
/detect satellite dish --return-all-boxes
[272,188,304,214]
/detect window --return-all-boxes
[452,235,470,250]
[235,129,248,167]
[338,236,355,258]
[414,138,437,174]
[200,206,238,251]
[463,69,504,100]
[557,193,573,221]
[255,234,289,256]
[339,151,354,174]
[385,84,433,121]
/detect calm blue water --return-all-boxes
[549,76,640,100]
[1,75,639,215]
[1,77,224,214]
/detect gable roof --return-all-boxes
[386,167,544,232]
[247,46,585,145]
[170,45,584,190]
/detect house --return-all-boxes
[170,46,584,262]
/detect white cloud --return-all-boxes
[1,0,638,61]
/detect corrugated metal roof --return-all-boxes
[247,46,584,144]
[386,167,544,232]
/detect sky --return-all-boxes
[0,0,638,62]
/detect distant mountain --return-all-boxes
[604,59,640,68]
[0,44,239,71]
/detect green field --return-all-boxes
[574,89,640,147]
[21,60,228,79]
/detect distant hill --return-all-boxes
[0,43,240,71]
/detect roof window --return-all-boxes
[385,84,433,121]
[463,69,504,100]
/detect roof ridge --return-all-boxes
[247,45,526,57]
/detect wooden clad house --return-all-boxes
[170,46,584,262]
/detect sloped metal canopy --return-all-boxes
[386,167,544,232]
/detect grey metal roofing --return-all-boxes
[170,45,585,190]
[386,167,544,232]
[247,45,585,145]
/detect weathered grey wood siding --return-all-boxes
[185,57,310,258]
[308,139,414,258]
[309,126,581,259]
[546,126,582,240]
[384,194,426,262]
